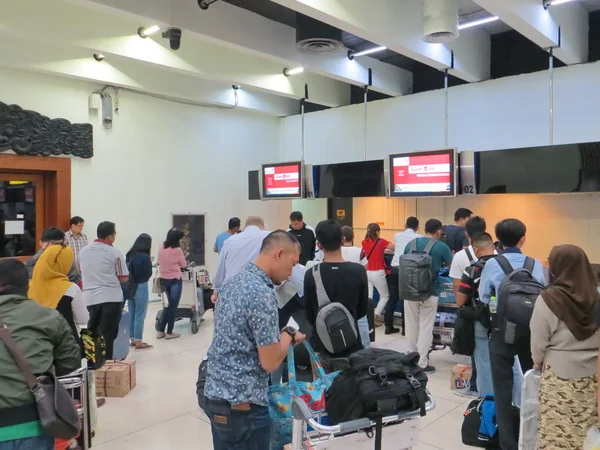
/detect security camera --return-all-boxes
[198,0,219,10]
[162,27,182,50]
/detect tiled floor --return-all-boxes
[93,303,473,449]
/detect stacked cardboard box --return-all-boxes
[96,360,137,397]
[450,364,472,391]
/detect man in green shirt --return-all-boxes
[403,219,453,373]
[0,259,81,449]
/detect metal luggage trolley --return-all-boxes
[290,393,436,450]
[58,360,92,450]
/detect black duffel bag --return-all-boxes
[325,348,428,425]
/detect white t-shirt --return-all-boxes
[79,241,129,306]
[449,246,477,279]
[311,246,367,268]
[392,229,423,267]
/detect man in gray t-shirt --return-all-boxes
[79,221,128,360]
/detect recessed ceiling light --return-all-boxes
[458,16,499,30]
[283,67,304,77]
[93,53,105,62]
[137,25,161,38]
[347,46,387,60]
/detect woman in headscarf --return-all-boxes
[29,244,89,342]
[531,244,600,449]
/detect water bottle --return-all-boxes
[489,296,497,314]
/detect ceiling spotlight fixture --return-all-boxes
[283,67,304,77]
[543,0,574,8]
[162,27,182,50]
[232,85,240,90]
[458,16,499,30]
[93,53,105,62]
[347,45,387,60]
[198,0,219,9]
[137,25,160,38]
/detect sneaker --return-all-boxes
[454,388,478,399]
[423,365,436,374]
[165,332,181,340]
[384,327,400,335]
[135,342,154,351]
[156,332,166,339]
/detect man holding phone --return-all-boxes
[203,230,306,450]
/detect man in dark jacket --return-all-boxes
[288,211,316,266]
[442,207,473,253]
[0,259,81,449]
[25,227,82,285]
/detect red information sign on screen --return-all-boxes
[392,153,452,194]
[263,164,300,196]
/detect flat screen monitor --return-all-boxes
[313,159,385,198]
[261,161,302,198]
[389,149,456,197]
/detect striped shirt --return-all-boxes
[65,230,88,261]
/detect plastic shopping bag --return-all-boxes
[584,427,600,450]
[519,369,541,450]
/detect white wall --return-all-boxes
[0,67,290,272]
[279,61,600,162]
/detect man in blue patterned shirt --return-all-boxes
[203,230,305,449]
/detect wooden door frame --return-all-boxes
[0,154,71,231]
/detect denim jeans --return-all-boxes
[357,316,370,349]
[473,322,523,405]
[0,436,54,450]
[128,282,149,340]
[203,397,271,450]
[160,278,183,334]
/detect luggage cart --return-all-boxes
[58,360,92,450]
[290,393,436,450]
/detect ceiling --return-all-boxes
[0,0,596,116]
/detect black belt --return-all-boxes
[0,402,39,427]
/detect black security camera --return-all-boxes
[198,0,219,10]
[162,27,182,50]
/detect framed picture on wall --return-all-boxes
[172,214,205,266]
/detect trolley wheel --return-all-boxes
[191,320,200,334]
[155,310,164,332]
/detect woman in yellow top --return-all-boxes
[29,244,89,342]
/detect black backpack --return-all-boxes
[494,256,544,345]
[398,239,437,301]
[121,260,138,300]
[325,348,428,425]
[461,395,520,449]
[441,225,466,253]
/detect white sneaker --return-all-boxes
[454,388,478,399]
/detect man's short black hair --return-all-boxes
[341,226,354,244]
[228,217,241,230]
[70,216,84,226]
[495,219,527,248]
[0,259,29,297]
[260,230,299,253]
[471,232,494,248]
[465,216,486,237]
[97,221,116,240]
[454,208,473,222]
[315,220,342,252]
[41,227,65,243]
[406,217,419,230]
[290,211,303,222]
[425,219,443,235]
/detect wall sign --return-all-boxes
[0,101,93,158]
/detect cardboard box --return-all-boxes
[95,360,137,397]
[284,443,315,450]
[451,364,472,391]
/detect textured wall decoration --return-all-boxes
[0,101,93,158]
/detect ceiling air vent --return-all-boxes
[296,14,343,55]
[423,0,459,44]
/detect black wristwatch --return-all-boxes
[282,326,297,343]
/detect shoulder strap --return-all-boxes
[313,264,332,309]
[409,239,417,253]
[523,256,535,273]
[423,239,437,255]
[0,318,38,390]
[366,238,380,261]
[495,255,514,276]
[465,247,475,263]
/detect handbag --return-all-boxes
[268,342,339,450]
[0,318,80,439]
[152,277,163,294]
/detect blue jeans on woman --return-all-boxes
[160,278,183,334]
[128,282,149,340]
[0,436,54,450]
[202,397,271,450]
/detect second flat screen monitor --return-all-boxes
[389,149,456,197]
[262,162,302,198]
